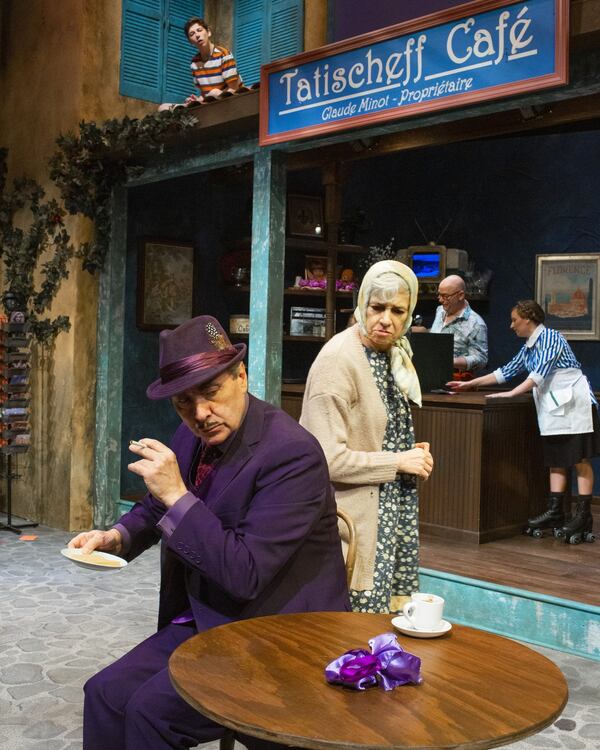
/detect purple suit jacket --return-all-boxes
[117,395,350,631]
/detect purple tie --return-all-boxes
[194,445,218,488]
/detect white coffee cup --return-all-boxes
[402,592,444,630]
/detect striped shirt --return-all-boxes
[190,45,240,96]
[495,325,582,386]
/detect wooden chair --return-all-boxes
[217,507,357,750]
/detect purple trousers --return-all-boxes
[83,622,282,750]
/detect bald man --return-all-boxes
[429,275,488,373]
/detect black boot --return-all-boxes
[524,493,565,538]
[562,495,595,544]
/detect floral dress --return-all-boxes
[349,348,420,613]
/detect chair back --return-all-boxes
[336,507,357,589]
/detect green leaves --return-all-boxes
[0,108,197,341]
[49,108,197,272]
[0,149,75,342]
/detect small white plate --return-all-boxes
[61,548,127,571]
[391,614,452,638]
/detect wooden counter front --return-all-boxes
[281,386,546,544]
[413,392,546,543]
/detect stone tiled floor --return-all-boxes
[0,524,598,750]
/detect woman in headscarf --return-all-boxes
[300,260,434,613]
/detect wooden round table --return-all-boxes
[169,612,568,750]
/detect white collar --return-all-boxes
[525,324,545,348]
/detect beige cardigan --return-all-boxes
[300,325,403,591]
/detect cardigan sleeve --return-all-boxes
[301,390,400,485]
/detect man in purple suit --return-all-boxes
[69,315,350,750]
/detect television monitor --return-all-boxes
[410,331,454,393]
[406,245,446,283]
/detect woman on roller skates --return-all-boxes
[448,300,598,545]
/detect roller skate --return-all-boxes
[562,495,595,545]
[524,493,566,539]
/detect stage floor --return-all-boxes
[420,506,600,607]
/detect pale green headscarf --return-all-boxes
[354,259,422,407]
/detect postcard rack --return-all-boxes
[0,317,37,533]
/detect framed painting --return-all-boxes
[287,195,324,238]
[535,253,600,340]
[137,238,195,331]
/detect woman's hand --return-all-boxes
[446,379,476,391]
[397,445,434,480]
[68,528,122,555]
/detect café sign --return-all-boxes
[259,0,568,145]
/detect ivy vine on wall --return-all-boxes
[0,109,197,342]
[49,108,198,273]
[0,148,72,343]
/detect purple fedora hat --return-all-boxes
[146,316,246,400]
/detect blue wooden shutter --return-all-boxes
[269,0,303,63]
[120,0,164,101]
[164,0,205,102]
[234,0,303,86]
[234,0,266,86]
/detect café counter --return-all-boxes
[412,391,545,543]
[282,385,546,544]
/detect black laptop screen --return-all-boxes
[410,332,454,393]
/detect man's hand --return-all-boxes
[128,438,187,507]
[185,94,203,105]
[68,528,122,555]
[397,444,434,480]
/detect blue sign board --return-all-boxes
[260,0,568,145]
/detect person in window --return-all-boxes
[300,260,434,614]
[158,17,241,111]
[413,275,488,378]
[68,316,349,749]
[448,300,599,544]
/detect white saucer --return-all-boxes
[61,548,127,571]
[391,614,452,638]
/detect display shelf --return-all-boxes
[225,285,356,297]
[5,339,28,349]
[227,285,250,292]
[230,333,326,343]
[3,322,29,334]
[4,384,27,394]
[0,314,35,533]
[284,287,355,297]
[224,236,363,384]
[285,334,324,343]
[285,237,366,255]
[5,398,29,407]
[0,445,28,454]
[0,318,30,455]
